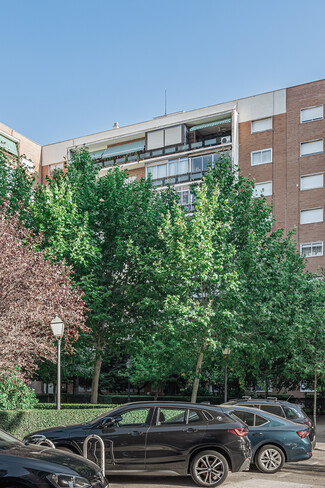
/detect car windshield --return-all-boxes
[0,429,23,450]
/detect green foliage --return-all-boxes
[36,403,115,410]
[0,149,35,219]
[0,408,112,439]
[0,374,38,410]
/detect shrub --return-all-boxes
[0,373,38,410]
[0,407,116,440]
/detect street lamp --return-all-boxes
[222,347,231,403]
[126,359,132,403]
[50,315,64,410]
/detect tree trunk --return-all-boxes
[191,351,204,403]
[91,352,103,404]
[313,367,317,429]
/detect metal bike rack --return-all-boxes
[35,437,56,448]
[83,434,107,476]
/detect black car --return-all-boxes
[25,402,252,487]
[0,428,108,488]
[223,397,316,448]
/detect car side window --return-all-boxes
[158,408,187,425]
[233,410,255,426]
[254,414,268,426]
[115,408,150,427]
[283,406,300,420]
[260,405,284,417]
[188,410,202,423]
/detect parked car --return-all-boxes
[0,428,108,488]
[223,397,316,448]
[220,405,312,474]
[24,402,252,487]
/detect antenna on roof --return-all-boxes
[164,89,167,116]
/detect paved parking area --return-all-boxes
[109,443,325,488]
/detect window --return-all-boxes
[48,163,64,176]
[260,405,284,417]
[176,185,191,207]
[255,414,268,426]
[158,408,187,425]
[301,106,323,123]
[188,410,201,423]
[251,118,272,133]
[233,410,255,426]
[146,164,167,180]
[191,154,215,173]
[283,406,301,420]
[115,408,150,427]
[251,148,272,166]
[301,242,323,257]
[300,208,323,224]
[21,157,34,173]
[300,139,323,156]
[301,173,323,191]
[146,125,184,150]
[168,157,188,176]
[253,181,272,198]
[0,132,18,156]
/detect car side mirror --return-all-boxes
[100,417,115,429]
[100,415,122,429]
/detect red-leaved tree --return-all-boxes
[0,214,87,378]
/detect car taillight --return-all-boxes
[297,430,309,439]
[228,427,248,437]
[304,419,313,428]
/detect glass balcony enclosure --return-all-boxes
[146,152,230,187]
[91,116,232,169]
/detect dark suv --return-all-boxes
[223,397,316,448]
[25,402,252,487]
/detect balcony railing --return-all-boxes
[94,133,232,169]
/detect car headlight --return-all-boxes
[47,473,91,488]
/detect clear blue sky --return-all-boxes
[2,0,325,145]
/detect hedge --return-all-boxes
[37,403,115,410]
[37,393,224,404]
[0,407,115,440]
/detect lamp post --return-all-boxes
[126,359,132,403]
[222,347,231,403]
[50,315,64,410]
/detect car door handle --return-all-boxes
[128,431,144,436]
[183,428,198,433]
[252,432,263,436]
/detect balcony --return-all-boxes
[147,151,231,187]
[93,132,232,170]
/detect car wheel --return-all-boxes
[255,444,285,473]
[190,450,228,487]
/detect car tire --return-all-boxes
[255,444,285,473]
[190,450,229,487]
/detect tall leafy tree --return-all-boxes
[30,149,176,402]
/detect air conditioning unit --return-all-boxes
[220,135,231,144]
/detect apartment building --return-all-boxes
[1,79,325,274]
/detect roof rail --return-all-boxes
[242,396,251,400]
[266,396,278,400]
[200,401,210,405]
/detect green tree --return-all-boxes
[0,148,34,218]
[30,149,176,403]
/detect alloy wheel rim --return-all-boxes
[195,454,224,485]
[260,448,282,471]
